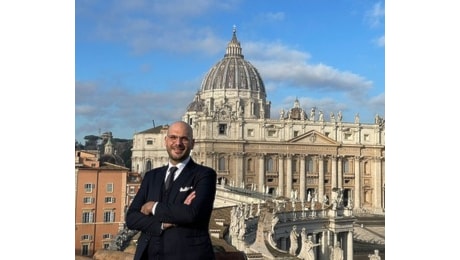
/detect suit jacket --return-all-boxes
[126,159,217,260]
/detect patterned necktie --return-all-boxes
[165,166,178,191]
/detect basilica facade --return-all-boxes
[131,28,385,213]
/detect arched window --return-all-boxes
[307,157,313,173]
[266,157,274,172]
[292,159,297,172]
[343,159,349,173]
[146,160,152,171]
[247,158,253,171]
[218,157,226,171]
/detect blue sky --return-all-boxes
[75,0,385,142]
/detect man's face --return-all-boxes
[165,122,194,164]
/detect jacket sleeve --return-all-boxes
[125,171,162,236]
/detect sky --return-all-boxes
[75,0,385,142]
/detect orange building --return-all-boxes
[75,150,141,257]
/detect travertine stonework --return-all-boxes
[131,28,385,213]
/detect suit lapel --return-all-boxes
[149,166,168,201]
[168,160,196,200]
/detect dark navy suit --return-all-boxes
[126,159,217,260]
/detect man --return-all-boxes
[126,121,217,260]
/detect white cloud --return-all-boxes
[365,2,385,28]
[375,35,385,47]
[244,41,373,94]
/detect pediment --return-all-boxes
[288,130,338,145]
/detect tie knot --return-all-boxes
[169,166,178,174]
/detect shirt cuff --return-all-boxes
[152,202,158,215]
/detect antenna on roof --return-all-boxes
[152,120,155,128]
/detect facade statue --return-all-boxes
[297,228,308,258]
[354,113,360,124]
[271,214,279,234]
[329,243,344,260]
[368,249,381,260]
[237,221,246,240]
[298,235,320,260]
[310,107,315,121]
[374,114,381,124]
[289,225,300,255]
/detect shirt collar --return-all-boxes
[168,156,190,173]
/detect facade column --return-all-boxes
[331,155,337,188]
[320,230,328,260]
[206,152,214,170]
[354,156,361,208]
[258,153,265,193]
[373,156,383,213]
[286,154,293,197]
[337,156,343,189]
[299,154,306,202]
[346,231,353,260]
[318,155,325,202]
[235,152,244,188]
[278,154,285,197]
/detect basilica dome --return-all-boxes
[186,27,271,120]
[199,27,266,96]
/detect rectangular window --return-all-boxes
[218,124,227,135]
[83,197,94,204]
[364,134,370,141]
[82,211,93,223]
[325,132,330,137]
[81,234,92,240]
[247,129,254,137]
[84,183,94,193]
[294,131,299,137]
[106,183,113,193]
[103,234,112,239]
[103,243,110,249]
[104,211,115,222]
[105,197,116,203]
[268,130,276,137]
[146,140,153,145]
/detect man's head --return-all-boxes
[165,121,195,164]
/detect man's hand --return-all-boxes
[162,191,197,229]
[140,201,156,215]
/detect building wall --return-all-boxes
[75,165,129,256]
[131,115,385,213]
